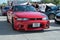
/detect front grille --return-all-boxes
[29,18,42,20]
[56,16,60,18]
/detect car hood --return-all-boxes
[14,12,46,18]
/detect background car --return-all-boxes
[55,13,60,23]
[55,6,60,24]
[39,4,58,20]
[45,5,58,20]
[7,5,49,31]
[2,6,10,16]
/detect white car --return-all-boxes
[55,13,60,23]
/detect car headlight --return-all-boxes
[17,18,29,21]
[42,17,48,20]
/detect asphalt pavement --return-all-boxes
[0,16,60,40]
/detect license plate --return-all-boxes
[33,23,40,27]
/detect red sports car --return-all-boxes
[7,5,49,31]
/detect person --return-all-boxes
[39,4,46,12]
[32,2,39,11]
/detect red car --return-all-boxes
[7,5,49,31]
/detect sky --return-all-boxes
[0,0,7,4]
[0,0,42,4]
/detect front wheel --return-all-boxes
[7,16,9,23]
[12,18,16,31]
[12,18,20,31]
[49,14,55,20]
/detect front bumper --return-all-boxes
[55,16,60,21]
[14,20,49,31]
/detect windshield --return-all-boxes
[50,6,57,10]
[13,5,37,12]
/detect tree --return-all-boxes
[43,0,53,3]
[43,0,60,5]
[1,3,7,7]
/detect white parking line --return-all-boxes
[0,16,7,21]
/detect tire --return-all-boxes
[49,14,55,20]
[12,18,20,31]
[7,16,9,23]
[12,18,16,30]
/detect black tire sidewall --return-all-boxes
[7,16,9,22]
[12,18,15,30]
